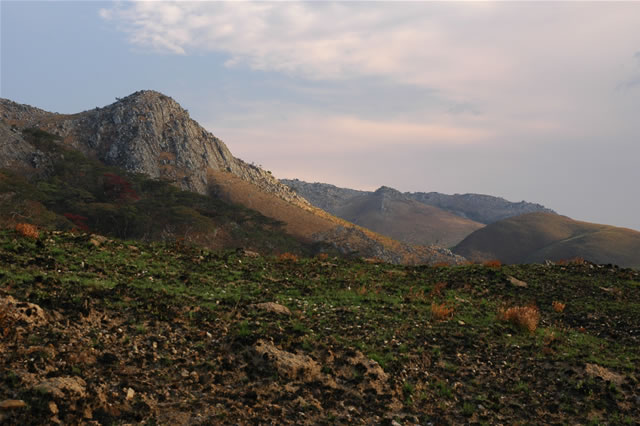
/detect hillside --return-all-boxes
[1,229,638,424]
[454,212,640,269]
[0,94,463,265]
[282,179,555,225]
[324,186,483,247]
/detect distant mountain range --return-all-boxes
[282,179,555,247]
[0,91,463,265]
[2,91,638,268]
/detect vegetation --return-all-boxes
[1,228,638,424]
[0,128,312,255]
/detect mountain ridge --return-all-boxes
[282,179,555,224]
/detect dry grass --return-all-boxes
[483,259,502,268]
[278,252,299,262]
[431,302,454,321]
[15,222,39,239]
[552,301,566,313]
[498,305,540,333]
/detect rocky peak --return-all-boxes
[0,91,309,207]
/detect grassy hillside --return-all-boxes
[0,128,309,255]
[454,212,640,268]
[334,191,484,247]
[1,229,638,424]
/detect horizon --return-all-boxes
[2,1,639,231]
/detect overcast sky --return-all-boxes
[2,1,640,231]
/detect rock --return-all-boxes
[0,296,48,326]
[507,276,528,288]
[251,302,291,316]
[585,363,625,385]
[36,377,87,399]
[48,401,59,414]
[252,340,322,382]
[126,388,135,401]
[0,400,27,410]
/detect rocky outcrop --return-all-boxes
[0,91,308,207]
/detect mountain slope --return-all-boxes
[282,179,555,224]
[1,91,306,205]
[453,212,640,268]
[328,186,483,247]
[0,93,463,265]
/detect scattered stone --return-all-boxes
[37,376,87,399]
[585,363,625,385]
[0,400,27,410]
[251,302,291,316]
[48,401,59,415]
[0,296,48,326]
[126,388,135,401]
[252,340,322,381]
[507,276,528,288]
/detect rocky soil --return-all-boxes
[1,229,638,424]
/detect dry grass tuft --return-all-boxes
[498,305,540,333]
[316,253,329,260]
[278,252,299,262]
[15,222,39,239]
[431,302,454,321]
[552,301,566,313]
[483,259,502,268]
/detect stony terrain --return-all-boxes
[282,179,555,225]
[1,228,639,425]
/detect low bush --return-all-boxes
[498,305,540,333]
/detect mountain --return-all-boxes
[0,92,463,265]
[1,91,305,204]
[453,212,640,269]
[301,185,484,247]
[282,179,555,225]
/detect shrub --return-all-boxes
[498,305,540,333]
[431,302,454,321]
[552,301,566,313]
[15,223,39,239]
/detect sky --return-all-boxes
[2,1,640,231]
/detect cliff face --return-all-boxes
[0,91,307,206]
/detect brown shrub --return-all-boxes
[15,223,39,239]
[431,302,454,321]
[278,252,299,262]
[316,253,329,260]
[483,259,502,268]
[498,305,540,333]
[552,301,566,313]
